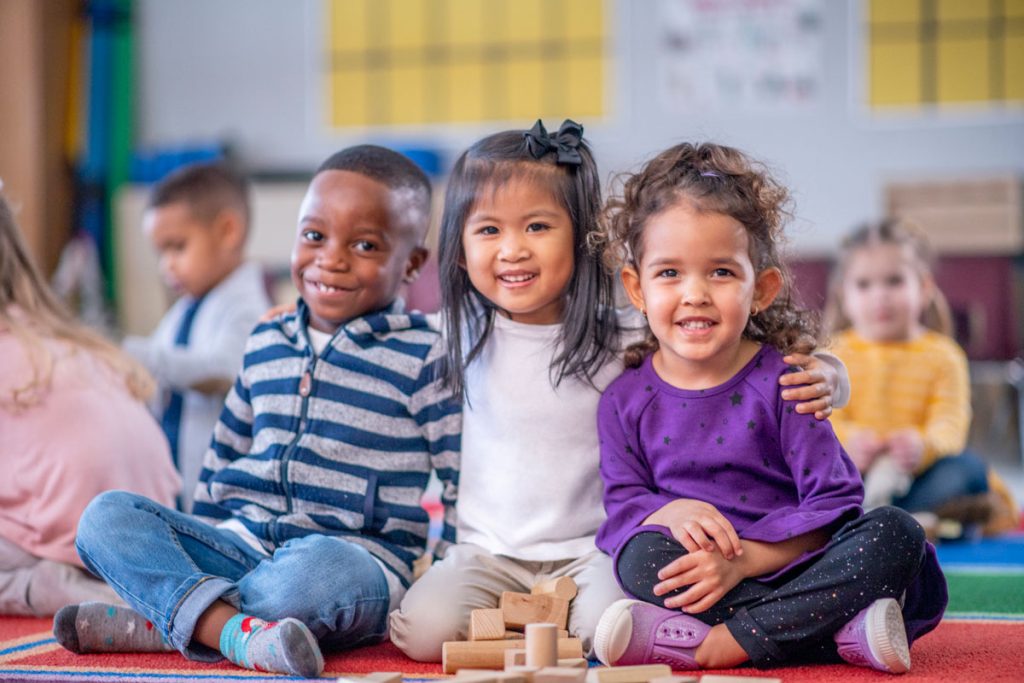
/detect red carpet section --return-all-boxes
[1,616,1022,682]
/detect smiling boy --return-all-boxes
[55,146,460,678]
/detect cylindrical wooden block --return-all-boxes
[525,623,558,668]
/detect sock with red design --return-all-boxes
[53,602,173,653]
[218,613,323,677]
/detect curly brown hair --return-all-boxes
[594,142,819,368]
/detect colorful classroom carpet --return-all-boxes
[1,534,1021,682]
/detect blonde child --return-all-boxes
[591,143,946,674]
[53,146,460,678]
[389,121,846,660]
[122,162,271,511]
[826,220,1018,533]
[0,192,179,615]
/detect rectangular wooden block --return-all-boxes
[364,674,403,683]
[504,630,526,640]
[533,667,587,683]
[500,591,570,630]
[456,669,530,683]
[443,638,583,674]
[531,576,579,601]
[586,665,672,683]
[556,658,587,669]
[470,608,508,641]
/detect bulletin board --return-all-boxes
[654,0,825,113]
[324,0,606,127]
[865,0,1024,110]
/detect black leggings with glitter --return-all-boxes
[614,506,927,668]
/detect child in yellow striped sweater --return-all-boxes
[825,219,1017,536]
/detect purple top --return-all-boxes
[596,345,863,562]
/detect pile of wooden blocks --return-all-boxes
[441,576,582,675]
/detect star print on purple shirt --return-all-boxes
[595,345,864,559]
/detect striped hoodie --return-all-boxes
[192,299,460,587]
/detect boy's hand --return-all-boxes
[780,353,839,420]
[643,499,742,560]
[258,302,296,323]
[653,548,744,613]
[846,429,885,472]
[887,429,925,473]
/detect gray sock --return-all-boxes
[219,613,324,678]
[53,602,173,653]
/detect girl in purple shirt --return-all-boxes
[591,142,946,674]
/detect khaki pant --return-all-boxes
[389,543,624,661]
[0,535,121,616]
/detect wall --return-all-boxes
[0,0,76,273]
[133,0,1024,256]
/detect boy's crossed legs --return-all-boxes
[57,490,390,677]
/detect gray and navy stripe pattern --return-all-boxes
[192,300,460,587]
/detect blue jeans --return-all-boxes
[893,451,990,513]
[76,491,390,661]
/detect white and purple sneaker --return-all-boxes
[593,599,711,669]
[833,598,910,674]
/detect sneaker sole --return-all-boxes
[279,619,325,678]
[593,599,639,665]
[865,598,911,674]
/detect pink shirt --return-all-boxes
[0,333,180,566]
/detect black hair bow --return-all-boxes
[523,119,584,166]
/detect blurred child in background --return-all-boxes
[122,162,271,511]
[826,219,1018,537]
[0,191,179,616]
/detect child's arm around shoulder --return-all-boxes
[779,350,850,419]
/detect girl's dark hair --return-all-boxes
[823,218,953,337]
[597,142,818,368]
[438,122,618,400]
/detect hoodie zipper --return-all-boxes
[271,354,315,543]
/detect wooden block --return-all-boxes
[525,623,558,668]
[533,667,587,683]
[698,677,781,683]
[505,629,563,639]
[505,666,540,683]
[501,591,570,630]
[454,671,502,683]
[531,576,578,601]
[505,649,527,668]
[470,608,508,641]
[586,665,672,683]
[649,677,699,683]
[365,674,403,683]
[456,670,531,683]
[556,658,587,669]
[443,638,582,674]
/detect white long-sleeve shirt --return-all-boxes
[456,314,631,561]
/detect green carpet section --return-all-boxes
[945,570,1024,617]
